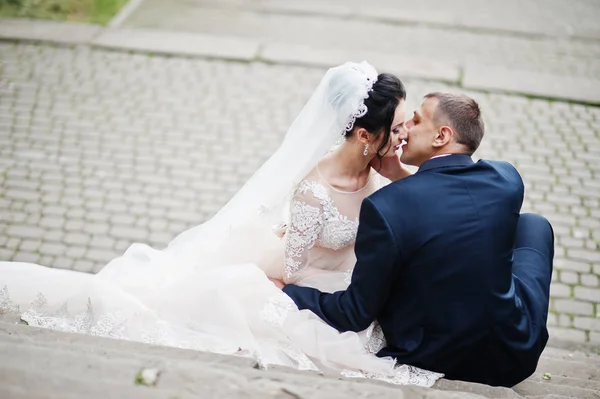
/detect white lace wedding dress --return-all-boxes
[0,61,442,387]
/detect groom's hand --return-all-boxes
[370,152,412,182]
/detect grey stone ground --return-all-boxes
[1,0,600,347]
[124,0,600,103]
[0,1,600,397]
[1,41,599,345]
[127,0,600,78]
[2,320,600,399]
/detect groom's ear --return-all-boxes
[432,126,453,148]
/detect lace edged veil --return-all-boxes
[99,61,378,282]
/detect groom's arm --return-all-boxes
[283,196,401,332]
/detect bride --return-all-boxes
[0,62,442,387]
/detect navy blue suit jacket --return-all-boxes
[283,154,546,387]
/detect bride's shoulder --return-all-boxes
[294,168,329,198]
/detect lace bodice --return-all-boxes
[282,170,379,285]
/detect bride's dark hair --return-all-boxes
[346,73,406,159]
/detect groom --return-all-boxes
[280,92,554,387]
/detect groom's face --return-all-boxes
[401,98,439,167]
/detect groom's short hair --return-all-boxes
[424,92,484,155]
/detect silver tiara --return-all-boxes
[344,74,377,134]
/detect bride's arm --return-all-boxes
[282,189,325,285]
[283,196,401,332]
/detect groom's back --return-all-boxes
[370,156,528,383]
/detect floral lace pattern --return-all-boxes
[0,285,19,315]
[259,292,298,328]
[341,364,443,388]
[256,287,441,386]
[283,199,324,279]
[283,180,359,279]
[20,294,128,339]
[364,321,387,355]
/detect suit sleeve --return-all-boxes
[283,196,401,332]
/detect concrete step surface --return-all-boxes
[1,320,599,398]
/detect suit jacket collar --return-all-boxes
[417,154,474,173]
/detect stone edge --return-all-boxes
[462,63,600,105]
[1,18,599,104]
[211,2,600,41]
[91,28,260,61]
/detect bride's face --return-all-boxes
[376,99,407,158]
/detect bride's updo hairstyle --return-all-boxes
[348,73,406,157]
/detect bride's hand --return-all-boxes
[268,277,286,290]
[370,153,412,182]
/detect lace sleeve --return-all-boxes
[283,185,325,284]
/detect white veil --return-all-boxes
[0,61,443,386]
[98,61,378,285]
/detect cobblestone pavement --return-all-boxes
[0,42,599,344]
[125,0,600,81]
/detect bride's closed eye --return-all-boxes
[392,123,405,134]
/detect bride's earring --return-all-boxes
[363,144,369,156]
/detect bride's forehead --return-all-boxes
[392,103,406,119]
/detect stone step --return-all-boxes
[0,369,196,399]
[513,379,600,399]
[531,356,600,381]
[0,321,483,399]
[2,320,599,399]
[540,346,600,366]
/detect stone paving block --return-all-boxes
[567,249,600,264]
[53,257,74,270]
[555,258,592,273]
[6,225,45,240]
[18,239,41,252]
[38,217,65,229]
[89,235,116,249]
[38,242,67,257]
[553,299,595,316]
[573,317,600,332]
[44,230,64,242]
[5,238,20,250]
[580,274,599,287]
[550,283,572,299]
[109,225,148,241]
[71,259,95,273]
[63,233,91,246]
[64,246,86,259]
[11,252,40,264]
[548,326,588,343]
[558,314,572,328]
[559,271,580,285]
[86,249,119,263]
[38,255,54,266]
[62,218,86,232]
[574,286,600,302]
